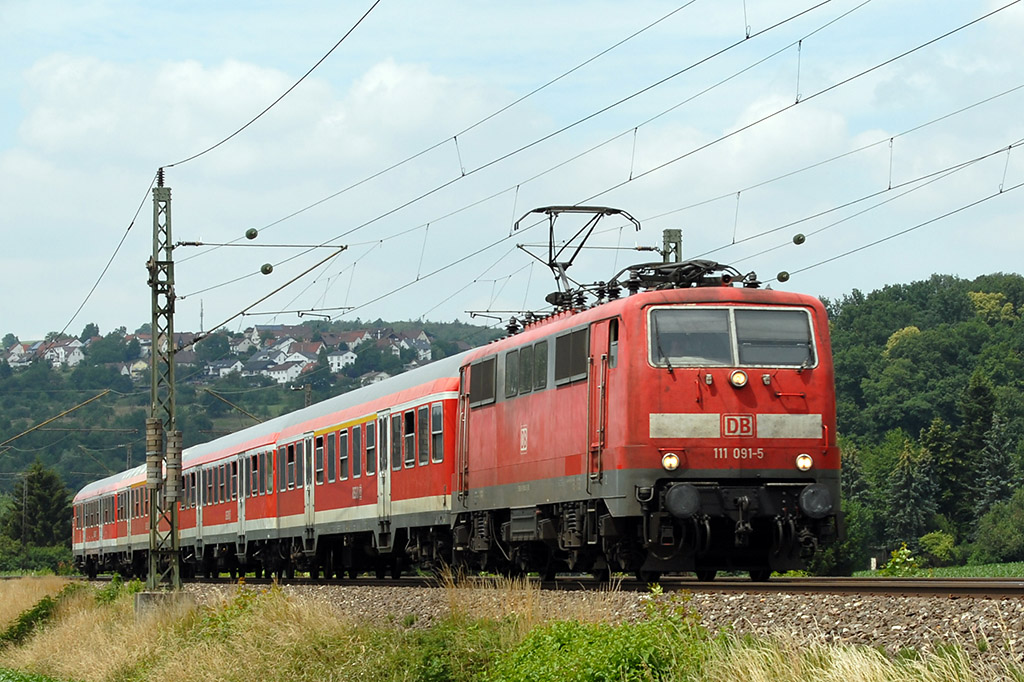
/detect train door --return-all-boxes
[587,318,617,487]
[456,365,471,505]
[376,410,392,550]
[120,491,129,544]
[237,453,247,555]
[195,468,204,548]
[303,433,315,546]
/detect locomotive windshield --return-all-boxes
[649,307,815,368]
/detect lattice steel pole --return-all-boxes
[146,168,182,590]
[662,229,682,264]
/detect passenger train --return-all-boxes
[73,256,840,582]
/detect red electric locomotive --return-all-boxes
[73,209,839,581]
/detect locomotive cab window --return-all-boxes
[468,356,497,407]
[735,308,815,366]
[534,340,548,390]
[648,306,816,368]
[518,345,533,396]
[554,328,589,385]
[504,351,519,398]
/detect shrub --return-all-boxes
[970,487,1024,564]
[878,543,919,576]
[918,531,956,567]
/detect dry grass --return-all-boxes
[702,633,1021,682]
[439,570,632,629]
[1,584,376,682]
[0,577,69,630]
[0,584,193,681]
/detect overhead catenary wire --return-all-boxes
[776,178,1024,282]
[576,0,1023,207]
[178,1,703,260]
[181,0,834,277]
[164,0,382,169]
[178,1,869,303]
[701,139,1024,262]
[301,4,1015,324]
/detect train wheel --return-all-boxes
[635,570,661,583]
[695,569,717,582]
[592,566,611,582]
[390,561,401,579]
[285,565,295,580]
[347,566,358,580]
[375,564,386,579]
[749,568,772,582]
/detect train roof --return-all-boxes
[73,350,470,503]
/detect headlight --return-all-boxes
[661,452,680,471]
[729,370,748,388]
[795,453,813,471]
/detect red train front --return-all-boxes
[455,259,840,581]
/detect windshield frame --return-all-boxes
[646,304,817,369]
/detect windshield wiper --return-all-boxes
[652,315,673,374]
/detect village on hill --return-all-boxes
[2,323,476,388]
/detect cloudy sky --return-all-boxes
[2,0,1022,341]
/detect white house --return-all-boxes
[266,361,304,384]
[328,350,357,372]
[44,339,85,368]
[359,370,391,386]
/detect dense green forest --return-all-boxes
[2,274,1024,574]
[820,272,1024,573]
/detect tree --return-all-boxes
[196,332,231,364]
[2,333,18,349]
[884,441,936,550]
[972,414,1015,528]
[950,371,996,529]
[308,348,334,395]
[919,417,959,533]
[0,460,71,547]
[85,332,130,365]
[79,323,100,341]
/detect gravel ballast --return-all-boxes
[182,582,1024,666]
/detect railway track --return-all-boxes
[81,574,1024,599]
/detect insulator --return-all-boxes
[574,291,586,308]
[608,283,621,300]
[627,272,641,295]
[506,317,520,335]
[145,418,163,489]
[165,430,183,503]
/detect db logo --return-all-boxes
[520,425,528,454]
[723,414,755,437]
